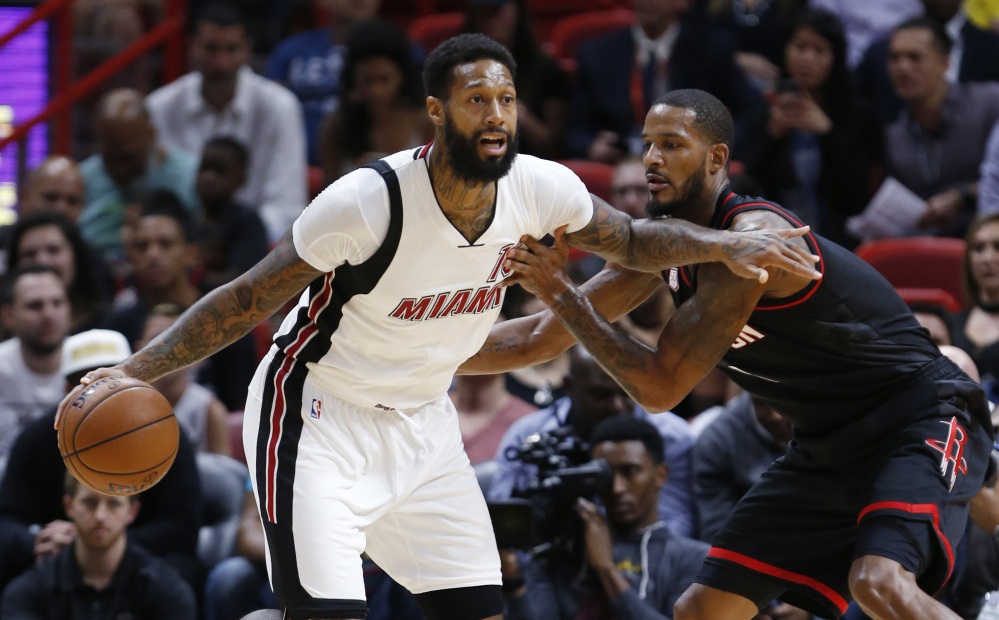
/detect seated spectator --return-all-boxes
[908,302,954,346]
[503,416,709,620]
[140,304,232,456]
[856,0,999,130]
[698,0,804,87]
[8,212,110,333]
[810,0,922,67]
[147,3,307,242]
[692,392,790,543]
[267,0,382,166]
[0,329,201,593]
[195,137,269,291]
[566,0,764,162]
[979,120,999,214]
[953,214,999,390]
[883,17,999,236]
[17,156,85,224]
[743,9,873,245]
[452,373,536,465]
[0,266,70,475]
[319,20,433,184]
[501,286,568,408]
[490,346,696,539]
[79,89,199,258]
[0,472,196,620]
[104,192,257,411]
[464,0,569,159]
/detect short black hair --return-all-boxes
[653,89,734,151]
[908,302,955,335]
[893,16,952,55]
[204,135,249,172]
[197,2,245,30]
[1,264,64,306]
[422,33,517,100]
[141,190,194,242]
[589,416,665,464]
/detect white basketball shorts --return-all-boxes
[242,351,501,619]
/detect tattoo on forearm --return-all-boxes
[122,232,321,382]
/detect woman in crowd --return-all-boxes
[7,211,109,334]
[463,0,568,159]
[320,19,433,185]
[955,213,999,403]
[744,8,873,246]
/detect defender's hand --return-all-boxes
[503,226,574,306]
[55,366,134,429]
[575,498,615,570]
[720,227,821,284]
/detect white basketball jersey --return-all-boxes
[274,144,594,411]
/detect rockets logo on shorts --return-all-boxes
[926,416,968,492]
[311,399,322,420]
[668,268,679,292]
[732,325,765,349]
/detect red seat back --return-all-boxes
[894,288,963,314]
[558,160,615,202]
[855,238,968,309]
[549,10,634,60]
[408,12,465,53]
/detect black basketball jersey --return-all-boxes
[666,189,945,435]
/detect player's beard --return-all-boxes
[644,159,708,218]
[441,114,519,183]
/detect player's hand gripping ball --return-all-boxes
[58,377,179,496]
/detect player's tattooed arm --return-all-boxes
[79,230,321,386]
[565,194,820,282]
[505,229,767,411]
[458,264,662,375]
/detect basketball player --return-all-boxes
[62,38,817,620]
[463,89,994,620]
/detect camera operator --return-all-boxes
[490,346,696,538]
[502,416,708,619]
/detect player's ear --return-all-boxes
[426,96,445,127]
[708,143,729,174]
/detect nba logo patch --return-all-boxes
[311,399,322,420]
[668,268,679,292]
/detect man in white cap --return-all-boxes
[0,329,202,593]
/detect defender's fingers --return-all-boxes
[781,239,819,262]
[519,235,549,253]
[778,242,820,266]
[552,226,570,255]
[775,226,810,239]
[772,251,822,279]
[504,248,538,266]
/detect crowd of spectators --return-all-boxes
[2,0,999,617]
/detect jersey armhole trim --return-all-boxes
[720,203,825,311]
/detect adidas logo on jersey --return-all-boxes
[731,325,765,349]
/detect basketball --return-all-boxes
[58,376,180,496]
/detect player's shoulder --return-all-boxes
[720,192,800,231]
[509,155,586,193]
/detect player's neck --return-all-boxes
[75,533,127,591]
[428,143,496,211]
[674,175,729,229]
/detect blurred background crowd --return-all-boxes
[1,0,999,618]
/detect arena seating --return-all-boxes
[408,12,465,53]
[855,238,968,309]
[559,160,615,202]
[895,288,963,314]
[196,452,250,569]
[547,9,634,75]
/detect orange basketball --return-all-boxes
[58,376,179,496]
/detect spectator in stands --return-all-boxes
[743,9,873,245]
[140,304,231,456]
[954,213,999,388]
[319,20,433,185]
[0,472,196,620]
[452,372,536,466]
[565,0,764,163]
[856,0,999,130]
[0,329,201,592]
[267,0,382,166]
[147,3,307,242]
[979,121,999,214]
[810,0,923,67]
[195,137,269,291]
[692,392,789,543]
[463,0,569,159]
[698,0,804,87]
[0,266,69,476]
[908,302,955,346]
[490,346,696,538]
[79,89,199,258]
[8,212,110,333]
[503,416,708,620]
[883,17,999,236]
[18,156,85,224]
[610,157,650,220]
[104,192,257,411]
